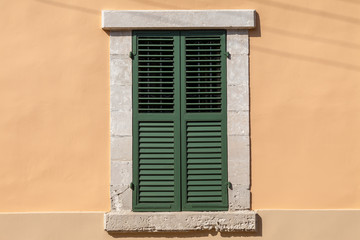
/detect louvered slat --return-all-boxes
[182,121,228,210]
[138,121,176,204]
[137,35,175,113]
[180,30,228,211]
[184,33,224,113]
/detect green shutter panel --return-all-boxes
[132,31,181,211]
[180,30,228,211]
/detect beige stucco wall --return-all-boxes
[1,0,360,212]
[1,210,360,240]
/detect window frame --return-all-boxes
[104,9,256,232]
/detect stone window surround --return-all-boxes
[103,10,257,232]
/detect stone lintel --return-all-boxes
[104,211,256,232]
[102,10,256,30]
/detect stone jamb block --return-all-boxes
[111,161,132,186]
[227,54,249,86]
[227,85,249,111]
[227,110,250,136]
[111,136,132,161]
[110,184,132,212]
[228,185,251,211]
[110,31,132,55]
[110,54,132,86]
[227,135,250,187]
[227,30,249,55]
[111,110,132,136]
[110,85,132,112]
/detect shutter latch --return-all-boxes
[130,182,135,190]
[129,51,136,59]
[227,182,233,190]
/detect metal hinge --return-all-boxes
[130,182,135,190]
[227,182,233,190]
[129,51,136,59]
[225,51,231,59]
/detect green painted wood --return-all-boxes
[140,186,175,191]
[139,197,175,202]
[140,192,175,197]
[139,181,174,186]
[187,180,222,185]
[139,165,174,169]
[188,186,222,191]
[187,164,221,169]
[187,159,222,164]
[133,30,228,212]
[180,30,228,211]
[188,191,222,196]
[187,197,223,202]
[187,142,221,147]
[132,31,181,212]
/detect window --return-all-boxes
[132,30,228,212]
[103,9,256,232]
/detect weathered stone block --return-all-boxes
[111,111,132,136]
[227,85,249,111]
[111,136,132,161]
[227,135,250,186]
[111,161,132,185]
[227,30,249,55]
[110,31,132,55]
[227,111,249,136]
[105,211,256,232]
[110,184,132,211]
[110,85,132,112]
[227,54,248,86]
[110,54,132,86]
[228,184,251,211]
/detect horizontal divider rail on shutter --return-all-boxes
[132,30,228,212]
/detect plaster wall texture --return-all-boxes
[1,0,360,211]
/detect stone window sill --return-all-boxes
[104,210,257,232]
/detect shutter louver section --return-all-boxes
[137,36,175,113]
[185,35,223,113]
[138,122,176,204]
[133,31,181,212]
[186,121,224,203]
[181,30,228,211]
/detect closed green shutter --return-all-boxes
[132,30,227,212]
[180,30,228,211]
[132,31,181,211]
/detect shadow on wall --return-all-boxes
[248,8,360,73]
[35,0,98,15]
[250,12,262,38]
[131,0,187,9]
[248,11,261,211]
[338,0,360,4]
[107,215,263,238]
[36,0,360,26]
[251,0,360,26]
